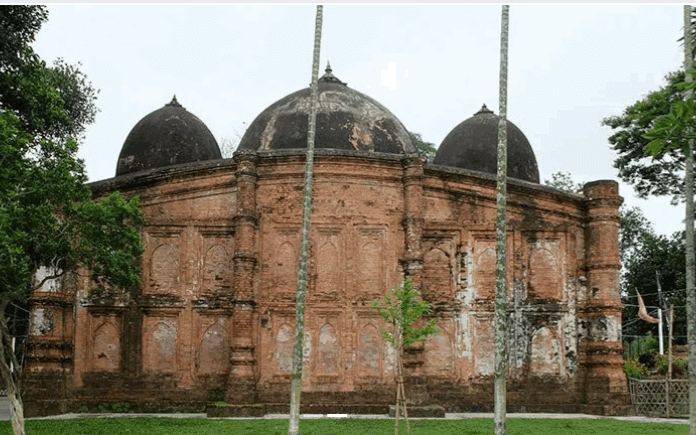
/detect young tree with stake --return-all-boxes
[372,277,437,435]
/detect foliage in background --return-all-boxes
[619,205,656,272]
[621,232,687,345]
[540,174,683,349]
[409,132,437,162]
[623,356,649,379]
[543,171,583,193]
[603,71,691,205]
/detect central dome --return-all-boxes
[238,64,415,154]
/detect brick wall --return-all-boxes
[23,151,628,415]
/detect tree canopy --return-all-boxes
[541,173,673,343]
[622,231,688,345]
[543,171,583,193]
[0,5,141,301]
[409,131,437,162]
[0,7,143,433]
[603,71,692,205]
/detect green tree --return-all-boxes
[622,231,687,344]
[409,132,436,162]
[494,5,510,435]
[619,206,656,272]
[371,277,437,435]
[603,71,690,205]
[641,7,696,432]
[543,171,583,193]
[0,7,143,435]
[288,6,323,435]
[543,172,655,276]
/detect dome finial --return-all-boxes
[318,61,347,86]
[475,104,493,116]
[166,95,183,109]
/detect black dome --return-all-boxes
[238,64,415,154]
[116,96,222,176]
[434,105,539,183]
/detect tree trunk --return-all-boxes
[494,5,510,435]
[684,6,696,435]
[288,6,323,435]
[0,296,24,435]
[393,322,411,435]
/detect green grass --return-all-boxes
[0,417,687,435]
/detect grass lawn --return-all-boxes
[0,417,687,435]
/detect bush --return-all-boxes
[623,356,648,379]
[675,357,688,371]
[638,350,657,369]
[655,354,688,377]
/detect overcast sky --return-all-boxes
[32,4,686,235]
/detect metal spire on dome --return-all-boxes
[318,61,347,86]
[166,95,184,109]
[475,104,494,116]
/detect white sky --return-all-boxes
[32,4,686,236]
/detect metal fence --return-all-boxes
[629,378,689,418]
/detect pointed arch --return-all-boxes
[530,325,561,375]
[275,323,293,373]
[316,242,339,297]
[358,324,381,376]
[529,248,561,300]
[276,242,296,294]
[92,320,120,371]
[150,244,179,293]
[359,241,382,296]
[423,247,451,301]
[203,245,229,294]
[146,320,177,372]
[423,328,454,376]
[475,246,496,299]
[199,320,228,374]
[316,323,339,374]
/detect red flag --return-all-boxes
[637,292,659,324]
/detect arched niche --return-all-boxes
[529,248,561,300]
[358,324,381,376]
[423,247,451,302]
[203,245,229,294]
[423,329,454,377]
[316,242,340,298]
[474,247,496,300]
[150,244,179,293]
[316,323,339,375]
[275,323,293,374]
[530,325,562,376]
[92,320,120,371]
[147,320,177,372]
[199,321,228,374]
[358,241,381,297]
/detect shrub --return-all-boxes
[623,356,648,378]
[656,354,688,377]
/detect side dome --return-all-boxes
[434,105,540,183]
[238,64,415,154]
[116,96,222,176]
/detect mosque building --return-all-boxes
[23,65,628,416]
